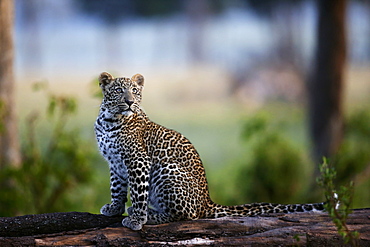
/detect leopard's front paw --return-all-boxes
[122,216,144,230]
[100,202,125,216]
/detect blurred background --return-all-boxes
[0,0,369,216]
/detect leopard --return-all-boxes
[94,72,325,231]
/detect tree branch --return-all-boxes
[1,209,369,246]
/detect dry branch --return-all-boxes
[1,209,369,246]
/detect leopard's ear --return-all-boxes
[99,72,114,88]
[131,74,144,86]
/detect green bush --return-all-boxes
[212,107,370,208]
[239,132,309,203]
[334,109,370,208]
[335,109,370,180]
[0,84,96,216]
[317,158,359,245]
[212,113,311,205]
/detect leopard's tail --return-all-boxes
[205,201,325,218]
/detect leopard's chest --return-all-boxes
[95,121,128,165]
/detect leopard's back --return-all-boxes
[143,121,212,220]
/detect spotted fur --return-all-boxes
[95,72,325,230]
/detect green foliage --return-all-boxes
[240,114,310,203]
[335,109,370,180]
[213,113,310,205]
[210,106,370,209]
[333,109,370,208]
[241,138,304,202]
[0,83,96,216]
[317,158,359,246]
[293,234,302,243]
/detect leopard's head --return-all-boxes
[98,72,144,117]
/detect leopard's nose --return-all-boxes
[125,98,134,106]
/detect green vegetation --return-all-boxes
[317,158,359,245]
[211,110,312,205]
[238,112,310,203]
[334,109,370,208]
[210,105,370,209]
[0,83,99,216]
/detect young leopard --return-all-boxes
[95,72,325,230]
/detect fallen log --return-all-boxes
[0,209,369,246]
[0,212,124,237]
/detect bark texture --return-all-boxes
[1,209,369,246]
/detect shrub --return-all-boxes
[0,83,96,216]
[213,113,311,205]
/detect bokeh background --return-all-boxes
[0,0,369,216]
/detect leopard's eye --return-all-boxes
[115,88,123,93]
[132,88,138,94]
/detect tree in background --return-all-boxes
[0,0,21,168]
[308,0,347,169]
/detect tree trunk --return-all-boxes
[0,0,21,168]
[308,0,346,167]
[0,209,369,246]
